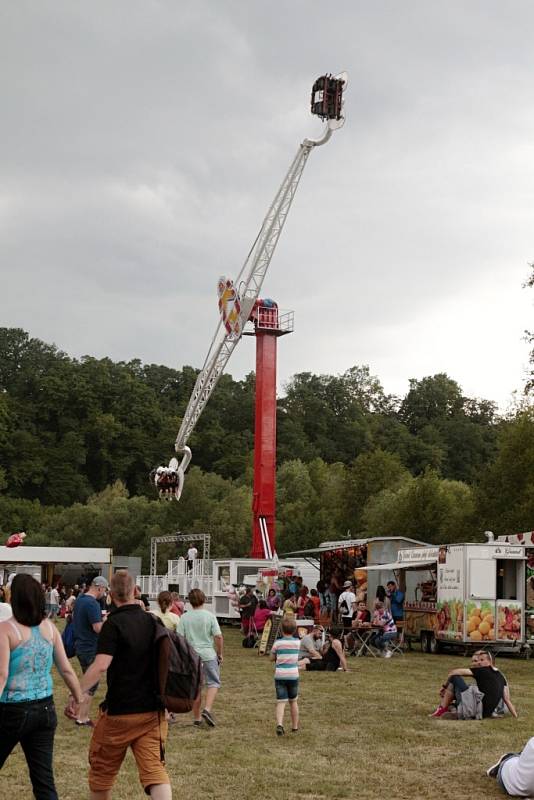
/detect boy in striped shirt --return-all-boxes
[270,616,301,736]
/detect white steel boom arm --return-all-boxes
[152,74,347,499]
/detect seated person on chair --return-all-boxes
[430,649,517,719]
[299,625,324,661]
[368,601,397,657]
[301,630,348,672]
[253,600,272,634]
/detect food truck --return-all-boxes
[375,540,527,653]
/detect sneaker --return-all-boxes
[201,708,216,727]
[384,650,393,658]
[193,720,203,728]
[75,719,95,728]
[487,753,515,778]
[429,706,448,718]
[276,724,285,736]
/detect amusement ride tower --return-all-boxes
[152,73,347,559]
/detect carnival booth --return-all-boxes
[283,537,428,610]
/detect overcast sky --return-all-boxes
[1,1,533,411]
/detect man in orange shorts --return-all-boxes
[67,571,171,799]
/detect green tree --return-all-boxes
[343,448,410,533]
[362,469,477,543]
[475,409,534,535]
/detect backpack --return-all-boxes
[61,620,76,659]
[152,618,203,713]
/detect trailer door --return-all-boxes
[469,559,496,599]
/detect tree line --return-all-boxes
[0,320,532,570]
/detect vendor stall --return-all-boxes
[283,537,428,608]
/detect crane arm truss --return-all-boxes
[153,73,347,500]
[174,139,316,452]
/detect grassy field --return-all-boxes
[2,627,533,799]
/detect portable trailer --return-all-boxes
[367,541,528,654]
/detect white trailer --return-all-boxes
[371,541,527,654]
[211,557,320,621]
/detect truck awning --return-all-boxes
[363,559,437,571]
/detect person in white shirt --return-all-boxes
[487,738,534,796]
[186,546,198,571]
[45,585,60,619]
[338,581,356,627]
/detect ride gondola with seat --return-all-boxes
[310,73,346,120]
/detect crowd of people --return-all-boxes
[0,569,532,798]
[238,576,405,659]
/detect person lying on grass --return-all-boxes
[487,736,534,796]
[430,649,517,719]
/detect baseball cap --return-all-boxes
[92,576,109,588]
[343,580,353,588]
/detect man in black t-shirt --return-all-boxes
[67,571,172,799]
[430,650,518,719]
[238,587,257,633]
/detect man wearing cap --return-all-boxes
[338,581,357,629]
[73,575,108,726]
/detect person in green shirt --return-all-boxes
[177,589,223,728]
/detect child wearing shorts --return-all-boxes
[270,616,301,736]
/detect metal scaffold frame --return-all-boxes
[150,533,211,576]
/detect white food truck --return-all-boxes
[371,540,528,654]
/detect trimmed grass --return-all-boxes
[2,627,533,799]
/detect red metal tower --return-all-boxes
[246,302,293,558]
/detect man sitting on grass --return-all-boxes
[430,649,517,719]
